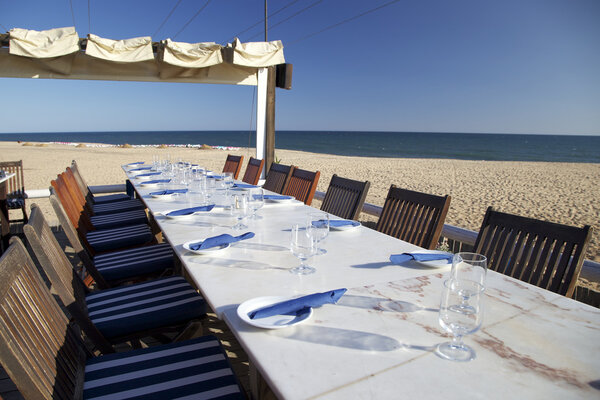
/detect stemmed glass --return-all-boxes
[308,212,329,255]
[223,172,234,191]
[248,188,264,219]
[231,193,249,230]
[436,278,484,361]
[205,177,216,204]
[451,253,487,311]
[290,224,317,275]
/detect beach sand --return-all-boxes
[2,140,599,283]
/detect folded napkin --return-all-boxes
[263,195,292,200]
[149,189,188,196]
[129,166,152,171]
[126,161,145,166]
[311,219,358,228]
[249,288,347,320]
[207,175,225,180]
[142,179,171,185]
[136,172,162,177]
[167,205,215,216]
[389,252,453,264]
[233,183,258,189]
[190,232,255,250]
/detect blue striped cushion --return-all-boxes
[86,224,153,253]
[6,198,25,209]
[94,243,174,282]
[92,193,132,204]
[93,199,144,215]
[90,209,148,230]
[86,276,206,339]
[83,335,244,399]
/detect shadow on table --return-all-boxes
[234,242,289,252]
[337,294,438,313]
[351,261,442,271]
[187,256,291,271]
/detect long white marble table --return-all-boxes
[125,167,600,399]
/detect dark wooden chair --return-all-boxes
[320,174,371,220]
[283,167,320,206]
[262,162,295,194]
[242,157,265,185]
[375,185,451,250]
[222,154,244,179]
[473,206,593,297]
[0,160,27,223]
[0,239,244,400]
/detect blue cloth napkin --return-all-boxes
[136,172,162,177]
[189,232,255,250]
[263,195,293,200]
[234,183,258,189]
[207,175,225,179]
[126,161,144,165]
[248,288,348,320]
[311,219,359,228]
[389,252,453,264]
[142,179,171,185]
[167,205,215,216]
[149,189,188,196]
[129,166,152,171]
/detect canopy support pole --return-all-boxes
[256,66,276,179]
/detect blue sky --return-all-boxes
[0,0,598,135]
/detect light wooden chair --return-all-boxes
[283,167,320,206]
[242,157,265,185]
[262,162,295,194]
[376,185,451,249]
[320,174,370,220]
[222,154,244,179]
[0,239,244,400]
[0,160,27,223]
[71,160,131,204]
[473,206,593,297]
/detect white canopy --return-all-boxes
[0,26,285,85]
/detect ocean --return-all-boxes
[1,131,599,163]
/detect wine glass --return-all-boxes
[223,172,234,190]
[290,224,317,275]
[231,193,249,230]
[437,279,484,361]
[451,253,486,310]
[308,212,329,255]
[205,177,216,204]
[248,188,264,219]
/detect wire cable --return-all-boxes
[172,0,212,40]
[248,86,257,158]
[153,0,184,38]
[248,0,323,41]
[88,0,91,33]
[287,0,402,46]
[68,0,77,28]
[227,0,303,43]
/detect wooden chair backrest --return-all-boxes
[262,163,294,194]
[24,204,114,354]
[70,160,93,202]
[51,175,93,233]
[0,160,26,199]
[242,157,265,185]
[222,154,244,179]
[63,168,93,216]
[0,238,87,400]
[320,174,371,220]
[376,185,451,250]
[283,167,320,206]
[473,207,593,297]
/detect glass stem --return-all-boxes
[451,334,464,348]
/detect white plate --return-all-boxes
[183,240,230,255]
[164,212,197,220]
[329,221,361,231]
[150,193,176,200]
[237,296,313,329]
[139,181,164,188]
[264,195,295,203]
[410,250,453,268]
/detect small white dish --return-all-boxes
[237,296,313,329]
[139,181,163,188]
[150,193,176,200]
[183,240,230,255]
[264,195,295,203]
[329,221,361,231]
[410,250,453,268]
[164,212,197,220]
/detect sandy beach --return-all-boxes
[2,140,599,275]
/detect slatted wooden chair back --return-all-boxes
[262,163,294,194]
[242,157,265,185]
[70,160,93,202]
[63,169,94,217]
[0,160,28,223]
[283,167,320,206]
[0,238,88,400]
[376,185,451,250]
[473,207,593,297]
[51,175,93,233]
[222,154,244,179]
[320,174,371,220]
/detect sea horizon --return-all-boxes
[1,130,599,163]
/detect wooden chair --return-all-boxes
[0,239,244,400]
[283,167,320,206]
[376,185,451,250]
[242,157,265,185]
[262,162,295,194]
[320,174,371,220]
[71,160,131,204]
[222,154,244,179]
[0,160,27,223]
[473,206,593,297]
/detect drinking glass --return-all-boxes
[248,188,264,219]
[231,193,249,230]
[437,279,484,361]
[451,253,487,292]
[223,172,234,190]
[308,212,329,255]
[290,224,317,275]
[205,177,216,204]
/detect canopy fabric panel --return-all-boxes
[9,27,79,58]
[86,34,154,62]
[230,38,285,67]
[160,39,223,68]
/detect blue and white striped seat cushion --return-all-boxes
[6,198,25,209]
[92,192,132,204]
[94,243,174,282]
[93,199,145,216]
[90,209,148,230]
[87,276,206,339]
[83,335,244,399]
[86,224,153,253]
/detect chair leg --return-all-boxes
[21,205,28,224]
[173,320,205,342]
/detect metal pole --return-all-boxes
[264,0,268,41]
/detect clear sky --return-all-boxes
[0,0,599,135]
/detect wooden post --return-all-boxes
[266,65,276,175]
